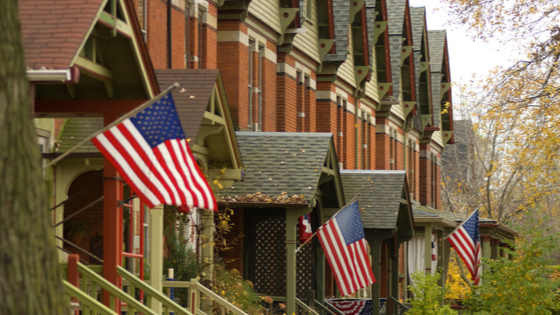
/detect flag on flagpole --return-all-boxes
[298,214,313,244]
[431,230,437,261]
[446,209,481,285]
[317,200,375,296]
[92,93,217,211]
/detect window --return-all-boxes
[336,96,343,166]
[342,99,348,166]
[361,111,367,170]
[296,71,303,132]
[304,75,310,132]
[185,3,191,68]
[257,45,264,131]
[197,9,204,68]
[389,128,394,170]
[431,153,437,208]
[248,40,254,130]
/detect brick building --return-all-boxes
[24,0,455,313]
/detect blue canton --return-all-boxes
[130,94,185,148]
[463,209,480,242]
[334,201,365,245]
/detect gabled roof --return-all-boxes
[19,0,104,70]
[340,170,413,230]
[324,0,350,62]
[20,0,158,99]
[411,7,427,131]
[156,69,243,168]
[218,132,338,203]
[429,30,446,127]
[386,0,407,99]
[366,0,377,68]
[155,69,220,144]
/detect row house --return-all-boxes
[22,0,467,314]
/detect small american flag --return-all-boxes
[327,299,374,315]
[317,200,375,296]
[92,93,217,210]
[447,209,481,285]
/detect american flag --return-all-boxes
[446,209,481,285]
[327,299,374,315]
[92,93,217,210]
[298,214,313,243]
[317,200,375,296]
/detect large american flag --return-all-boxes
[317,200,375,296]
[92,93,217,210]
[447,209,481,285]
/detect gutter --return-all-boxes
[27,69,72,82]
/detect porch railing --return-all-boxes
[388,296,409,315]
[63,254,248,315]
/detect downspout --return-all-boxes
[167,0,172,69]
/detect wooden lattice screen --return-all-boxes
[248,216,316,297]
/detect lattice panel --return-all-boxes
[296,230,315,296]
[251,216,317,298]
[254,217,287,296]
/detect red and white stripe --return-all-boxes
[92,119,217,210]
[318,219,375,296]
[447,228,480,284]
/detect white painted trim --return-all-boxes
[27,69,71,82]
[217,30,249,46]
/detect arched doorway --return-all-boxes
[63,170,104,264]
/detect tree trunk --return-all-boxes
[0,0,67,314]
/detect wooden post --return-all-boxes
[424,225,432,275]
[149,205,164,313]
[200,209,215,314]
[365,230,382,315]
[190,278,200,315]
[481,235,492,274]
[68,254,80,315]
[102,112,122,312]
[286,207,310,315]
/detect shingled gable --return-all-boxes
[340,170,413,231]
[323,0,350,63]
[218,132,344,207]
[410,7,430,132]
[428,30,446,129]
[52,71,243,160]
[156,69,243,184]
[386,0,407,100]
[21,0,158,99]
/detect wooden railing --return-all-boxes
[118,266,191,315]
[63,254,247,315]
[161,279,249,315]
[62,280,117,315]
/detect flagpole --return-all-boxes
[43,83,181,170]
[443,209,479,240]
[295,193,360,254]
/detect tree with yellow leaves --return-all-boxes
[467,220,560,314]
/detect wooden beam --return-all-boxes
[98,11,134,39]
[75,56,115,82]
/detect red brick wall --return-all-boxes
[217,21,249,129]
[146,0,168,69]
[368,118,376,169]
[171,7,185,69]
[204,2,217,69]
[262,41,277,131]
[304,76,317,132]
[376,132,390,170]
[276,53,297,132]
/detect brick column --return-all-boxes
[276,53,297,132]
[217,21,249,129]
